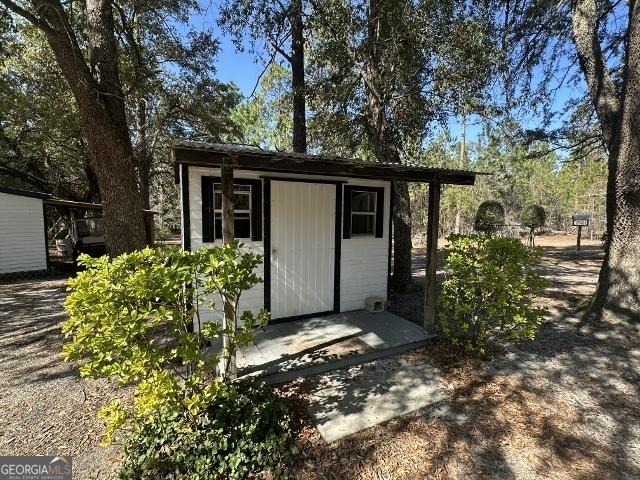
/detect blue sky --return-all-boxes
[215,37,264,94]
[193,0,264,94]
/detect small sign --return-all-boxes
[572,213,591,227]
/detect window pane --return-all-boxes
[351,213,375,236]
[214,184,251,210]
[214,213,251,239]
[352,191,376,213]
[234,193,250,210]
[235,218,251,238]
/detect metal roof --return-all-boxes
[171,140,482,185]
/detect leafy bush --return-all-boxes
[63,243,294,477]
[521,204,546,246]
[62,242,272,441]
[438,235,548,355]
[473,200,505,235]
[118,381,293,480]
[520,204,546,229]
[154,225,173,242]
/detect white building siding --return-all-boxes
[0,192,47,274]
[339,179,390,311]
[184,166,390,324]
[187,167,265,326]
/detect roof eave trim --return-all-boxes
[172,148,476,186]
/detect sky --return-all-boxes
[196,0,586,147]
[215,37,264,94]
[193,0,264,95]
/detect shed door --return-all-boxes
[270,181,335,319]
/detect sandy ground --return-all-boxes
[0,278,122,480]
[1,235,638,479]
[290,235,640,479]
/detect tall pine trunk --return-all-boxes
[572,0,640,321]
[291,0,307,153]
[365,0,413,292]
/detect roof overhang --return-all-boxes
[171,141,481,185]
[0,185,52,200]
[43,198,157,214]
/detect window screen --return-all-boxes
[213,184,252,240]
[350,191,377,236]
[343,185,385,239]
[201,177,262,243]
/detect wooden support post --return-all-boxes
[423,182,441,333]
[143,211,155,247]
[576,225,582,254]
[221,160,235,244]
[221,159,237,379]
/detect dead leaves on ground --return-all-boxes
[277,344,634,480]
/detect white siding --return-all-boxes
[0,192,47,274]
[184,166,390,325]
[187,167,265,327]
[340,179,390,311]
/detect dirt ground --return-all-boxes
[0,235,638,479]
[0,278,122,480]
[289,235,640,479]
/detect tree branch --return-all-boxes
[270,40,291,63]
[571,0,621,151]
[0,0,56,33]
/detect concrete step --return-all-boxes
[251,335,438,386]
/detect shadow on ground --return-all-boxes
[284,243,640,479]
[0,277,122,479]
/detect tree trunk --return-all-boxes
[3,0,147,255]
[588,139,640,321]
[136,99,152,210]
[393,181,414,291]
[454,114,467,234]
[572,0,640,320]
[221,161,237,379]
[291,0,307,153]
[83,156,100,203]
[364,0,413,292]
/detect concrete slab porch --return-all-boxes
[237,310,435,382]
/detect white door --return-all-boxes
[270,181,335,319]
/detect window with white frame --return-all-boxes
[213,184,252,239]
[350,190,377,236]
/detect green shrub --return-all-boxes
[438,235,548,355]
[154,225,173,242]
[473,200,505,235]
[118,382,293,480]
[521,204,546,246]
[63,243,295,477]
[62,242,273,440]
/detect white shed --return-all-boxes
[171,142,478,329]
[0,186,51,277]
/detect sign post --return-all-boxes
[571,213,591,254]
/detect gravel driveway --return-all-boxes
[0,278,121,479]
